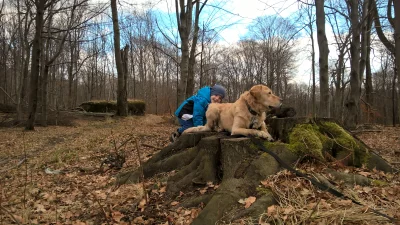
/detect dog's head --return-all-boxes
[249,85,282,109]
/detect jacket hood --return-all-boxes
[196,86,211,102]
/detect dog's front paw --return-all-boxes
[183,128,194,134]
[257,131,274,142]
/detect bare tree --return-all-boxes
[395,0,400,124]
[360,0,373,106]
[304,4,316,116]
[315,0,330,117]
[344,0,361,129]
[25,0,46,130]
[16,0,32,121]
[111,0,128,116]
[372,0,398,126]
[175,0,208,104]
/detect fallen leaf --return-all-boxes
[159,186,166,193]
[183,210,191,216]
[138,198,146,211]
[300,188,311,196]
[72,221,86,225]
[238,199,246,204]
[34,203,47,213]
[171,201,179,206]
[267,205,276,216]
[245,196,256,208]
[111,211,124,222]
[133,216,145,224]
[283,206,294,214]
[200,189,207,194]
[336,199,352,206]
[260,180,270,187]
[363,186,372,193]
[12,215,23,224]
[191,208,200,219]
[358,171,371,176]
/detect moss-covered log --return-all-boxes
[266,118,394,172]
[116,118,396,224]
[79,99,145,115]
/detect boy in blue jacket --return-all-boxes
[170,84,226,142]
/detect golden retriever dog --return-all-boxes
[184,84,282,141]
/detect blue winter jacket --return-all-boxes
[174,86,211,126]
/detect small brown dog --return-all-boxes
[184,84,282,141]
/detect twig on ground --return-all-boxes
[110,130,118,153]
[0,205,21,225]
[142,143,162,150]
[0,158,26,173]
[91,192,110,225]
[135,138,148,203]
[22,131,28,223]
[79,185,110,225]
[117,136,134,151]
[304,198,321,223]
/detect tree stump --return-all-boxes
[116,118,395,224]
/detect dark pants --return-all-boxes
[177,118,194,134]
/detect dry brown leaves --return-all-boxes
[252,164,400,225]
[357,126,400,169]
[0,115,176,224]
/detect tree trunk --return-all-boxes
[176,0,192,104]
[17,45,30,121]
[359,0,370,81]
[335,48,345,120]
[362,0,374,119]
[68,34,75,109]
[395,0,400,125]
[25,0,46,130]
[315,0,330,118]
[365,42,373,106]
[186,0,202,97]
[372,0,395,55]
[40,9,52,127]
[111,0,128,116]
[307,9,316,117]
[345,0,361,129]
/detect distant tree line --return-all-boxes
[0,0,399,129]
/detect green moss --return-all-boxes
[80,99,146,115]
[287,124,324,160]
[256,186,273,196]
[371,179,388,186]
[263,141,287,149]
[319,122,370,167]
[319,122,357,152]
[254,124,329,160]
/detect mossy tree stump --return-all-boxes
[117,118,395,224]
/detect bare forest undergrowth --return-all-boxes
[0,114,399,225]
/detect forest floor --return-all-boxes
[0,114,399,225]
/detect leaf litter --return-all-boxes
[0,117,399,224]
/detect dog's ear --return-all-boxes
[250,85,263,99]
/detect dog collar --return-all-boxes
[245,101,259,116]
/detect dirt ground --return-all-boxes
[0,114,399,225]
